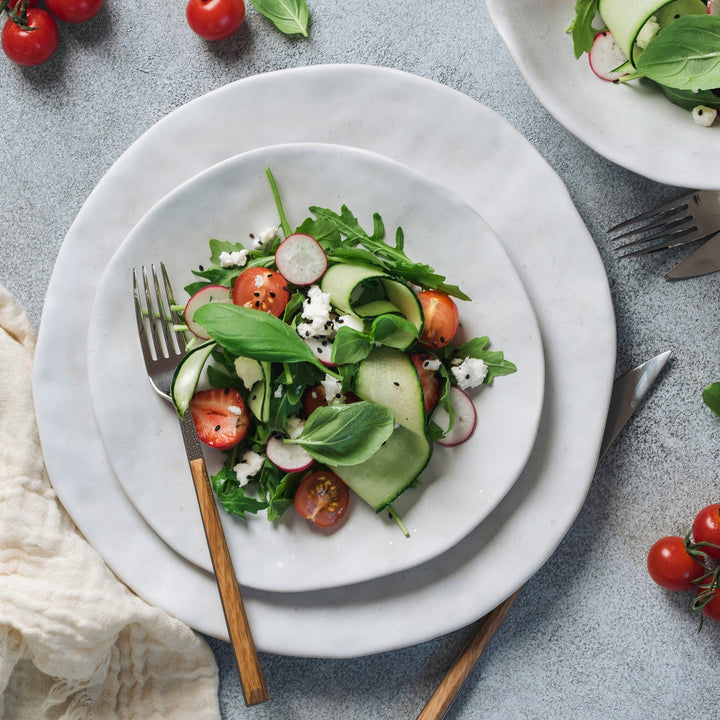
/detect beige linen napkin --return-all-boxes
[0,284,221,720]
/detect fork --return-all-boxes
[608,189,720,259]
[133,263,268,706]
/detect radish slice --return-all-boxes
[266,435,314,472]
[303,336,337,367]
[589,30,629,82]
[709,0,720,15]
[184,285,232,339]
[274,233,328,286]
[431,386,477,446]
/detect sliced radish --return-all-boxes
[303,336,338,367]
[274,233,328,286]
[184,284,232,339]
[431,386,477,446]
[589,30,629,82]
[266,435,314,472]
[709,0,720,15]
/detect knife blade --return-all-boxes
[666,232,720,279]
[416,350,672,720]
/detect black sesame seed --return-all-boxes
[440,336,446,343]
[215,425,221,431]
[198,264,204,271]
[393,381,400,386]
[270,291,276,298]
[465,374,470,379]
[254,301,260,307]
[282,285,288,291]
[249,233,255,238]
[253,291,260,297]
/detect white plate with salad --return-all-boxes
[87,142,544,593]
[486,0,720,189]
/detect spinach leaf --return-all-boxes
[636,15,720,91]
[331,325,374,365]
[567,0,600,58]
[249,0,308,37]
[660,84,720,111]
[287,401,395,465]
[703,382,720,416]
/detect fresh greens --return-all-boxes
[249,0,308,37]
[567,0,601,58]
[703,382,720,416]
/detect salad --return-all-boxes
[170,169,516,535]
[569,0,720,126]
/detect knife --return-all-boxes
[416,350,672,720]
[666,232,720,279]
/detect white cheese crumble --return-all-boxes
[253,226,280,249]
[233,450,264,486]
[285,416,306,439]
[693,105,717,127]
[219,249,249,268]
[636,16,659,49]
[320,374,344,405]
[422,357,442,372]
[451,357,488,390]
[274,384,284,399]
[227,405,244,416]
[297,285,335,339]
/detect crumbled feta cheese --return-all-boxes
[254,273,265,288]
[321,374,344,405]
[219,249,249,268]
[451,357,488,390]
[334,314,364,333]
[636,16,659,49]
[693,105,717,127]
[302,285,333,321]
[227,405,244,415]
[274,384,284,399]
[285,416,306,439]
[253,226,279,249]
[233,450,264,486]
[422,357,442,372]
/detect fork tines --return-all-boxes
[132,263,185,361]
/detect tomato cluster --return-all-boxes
[1,0,102,66]
[647,503,720,623]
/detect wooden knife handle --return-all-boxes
[189,457,268,706]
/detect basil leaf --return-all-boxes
[567,0,600,58]
[636,15,720,91]
[660,84,720,111]
[288,401,395,465]
[193,303,331,373]
[331,325,373,365]
[249,0,308,36]
[703,382,720,416]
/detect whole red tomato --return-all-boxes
[186,0,245,41]
[1,9,58,66]
[6,0,40,9]
[646,536,706,592]
[45,0,103,23]
[696,583,720,622]
[692,503,720,560]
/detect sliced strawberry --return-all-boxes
[410,353,441,414]
[189,388,250,450]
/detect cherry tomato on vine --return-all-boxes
[232,266,289,317]
[647,535,706,592]
[294,470,350,528]
[696,583,720,622]
[1,9,58,66]
[6,0,40,10]
[418,290,459,349]
[692,503,720,560]
[186,0,245,41]
[45,0,103,23]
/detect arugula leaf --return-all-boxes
[567,0,601,58]
[703,382,720,416]
[443,336,517,384]
[287,401,395,465]
[659,84,720,111]
[636,15,720,91]
[249,0,308,37]
[211,467,269,518]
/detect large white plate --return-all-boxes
[87,143,544,592]
[33,65,615,657]
[486,0,720,189]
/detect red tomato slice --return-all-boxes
[646,535,706,592]
[410,353,441,413]
[418,290,459,349]
[189,388,250,450]
[232,266,290,318]
[294,470,350,528]
[692,503,720,560]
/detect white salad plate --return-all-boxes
[33,65,615,657]
[486,0,720,190]
[86,142,545,593]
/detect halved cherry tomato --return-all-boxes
[1,9,58,66]
[302,384,360,417]
[692,504,720,560]
[186,0,245,41]
[232,266,289,318]
[294,470,350,528]
[45,0,103,23]
[647,536,706,592]
[410,353,441,413]
[418,290,459,349]
[189,388,250,450]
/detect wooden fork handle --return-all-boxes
[416,589,521,720]
[189,457,269,706]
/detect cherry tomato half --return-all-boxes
[418,290,459,349]
[1,9,58,66]
[45,0,103,23]
[692,504,720,560]
[186,0,245,41]
[294,470,350,528]
[647,536,706,592]
[232,266,290,317]
[410,353,441,413]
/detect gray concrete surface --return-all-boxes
[2,0,719,717]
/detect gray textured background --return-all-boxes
[2,0,719,718]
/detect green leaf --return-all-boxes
[211,467,269,518]
[636,15,720,90]
[287,401,395,465]
[659,83,720,111]
[567,0,600,58]
[331,325,374,365]
[249,0,308,36]
[703,382,720,416]
[193,303,332,374]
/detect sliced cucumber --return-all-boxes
[170,340,216,416]
[247,360,272,422]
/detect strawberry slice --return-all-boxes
[189,388,250,450]
[410,353,441,414]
